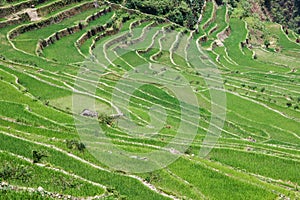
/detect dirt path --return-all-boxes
[26,8,41,21]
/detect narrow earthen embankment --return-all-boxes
[36,7,111,56]
[8,1,101,40]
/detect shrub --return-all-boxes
[286,102,292,108]
[0,162,32,182]
[32,150,48,163]
[98,113,114,125]
[22,89,28,93]
[144,172,160,183]
[184,146,193,155]
[44,100,49,106]
[264,40,270,48]
[248,85,257,90]
[66,140,86,153]
[106,186,123,197]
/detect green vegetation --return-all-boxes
[123,0,204,28]
[264,0,300,33]
[0,0,299,199]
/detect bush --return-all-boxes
[32,150,48,163]
[184,146,193,155]
[66,140,86,153]
[144,172,160,183]
[98,113,114,125]
[248,85,257,90]
[44,100,49,106]
[264,40,270,48]
[0,162,32,182]
[125,0,203,28]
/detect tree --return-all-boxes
[78,22,83,30]
[77,142,86,153]
[125,0,205,29]
[241,1,251,17]
[109,0,123,3]
[215,0,223,6]
[228,0,238,8]
[168,9,184,26]
[186,12,195,29]
[264,0,271,10]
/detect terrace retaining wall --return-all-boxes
[36,0,88,17]
[0,12,30,28]
[202,3,217,30]
[9,1,99,39]
[36,7,111,56]
[0,0,41,18]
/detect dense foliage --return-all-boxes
[225,0,300,33]
[265,0,300,33]
[110,0,204,28]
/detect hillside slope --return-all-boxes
[0,0,299,199]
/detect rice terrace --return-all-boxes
[0,0,299,199]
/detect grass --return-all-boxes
[266,23,300,56]
[13,6,106,55]
[200,2,214,29]
[168,157,277,200]
[0,2,299,199]
[43,12,114,63]
[0,152,105,197]
[0,133,170,200]
[210,6,227,38]
[209,148,300,185]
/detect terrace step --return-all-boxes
[0,0,33,18]
[36,7,111,56]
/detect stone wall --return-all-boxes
[0,12,30,28]
[0,0,36,18]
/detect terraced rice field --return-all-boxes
[0,0,299,199]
